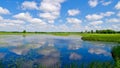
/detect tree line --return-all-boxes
[84,29,120,34]
[0,29,120,34]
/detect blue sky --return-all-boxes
[0,0,120,32]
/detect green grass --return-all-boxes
[81,34,120,43]
[112,46,120,59]
[111,46,120,68]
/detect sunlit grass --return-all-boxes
[81,34,120,43]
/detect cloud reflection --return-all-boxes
[0,53,6,59]
[88,48,111,56]
[36,46,60,68]
[68,40,82,50]
[69,52,82,60]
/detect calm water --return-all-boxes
[0,35,118,68]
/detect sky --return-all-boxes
[0,0,120,32]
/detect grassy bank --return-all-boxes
[112,46,120,68]
[81,34,120,43]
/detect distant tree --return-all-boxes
[117,31,120,33]
[85,30,87,33]
[23,30,26,33]
[91,30,93,33]
[95,29,116,34]
[96,30,99,33]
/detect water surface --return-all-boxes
[0,35,118,68]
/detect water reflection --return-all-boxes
[69,52,82,60]
[0,35,117,68]
[0,53,6,59]
[88,48,111,56]
[68,40,82,50]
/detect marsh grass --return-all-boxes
[0,61,115,68]
[81,34,120,43]
[111,46,120,68]
[62,61,114,68]
[112,46,120,59]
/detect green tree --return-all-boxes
[23,30,26,33]
[91,30,93,33]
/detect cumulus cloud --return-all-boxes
[68,9,80,16]
[1,19,25,24]
[117,12,120,17]
[86,11,114,21]
[90,20,103,26]
[30,18,46,25]
[88,0,112,7]
[13,12,32,21]
[0,7,10,14]
[102,1,112,6]
[86,14,103,21]
[39,0,65,23]
[112,24,120,30]
[21,1,38,10]
[39,12,57,21]
[88,0,98,7]
[0,16,25,31]
[115,1,120,10]
[101,0,112,6]
[100,11,115,16]
[106,18,120,23]
[0,16,3,20]
[13,12,46,25]
[0,16,25,25]
[67,18,82,24]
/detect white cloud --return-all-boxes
[112,24,120,30]
[85,25,102,31]
[117,12,120,17]
[13,12,46,25]
[90,20,103,26]
[13,12,32,21]
[40,2,60,12]
[0,7,10,14]
[0,16,25,25]
[1,19,25,24]
[30,18,46,25]
[0,16,3,20]
[21,1,38,10]
[100,11,115,16]
[102,1,112,6]
[86,11,114,21]
[106,18,120,23]
[0,16,25,31]
[88,0,98,7]
[57,24,69,31]
[67,18,82,24]
[68,9,80,16]
[86,14,103,21]
[0,23,24,31]
[88,0,112,7]
[39,12,57,20]
[115,1,120,10]
[39,0,65,23]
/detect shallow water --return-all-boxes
[0,35,118,68]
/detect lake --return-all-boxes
[0,35,118,68]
